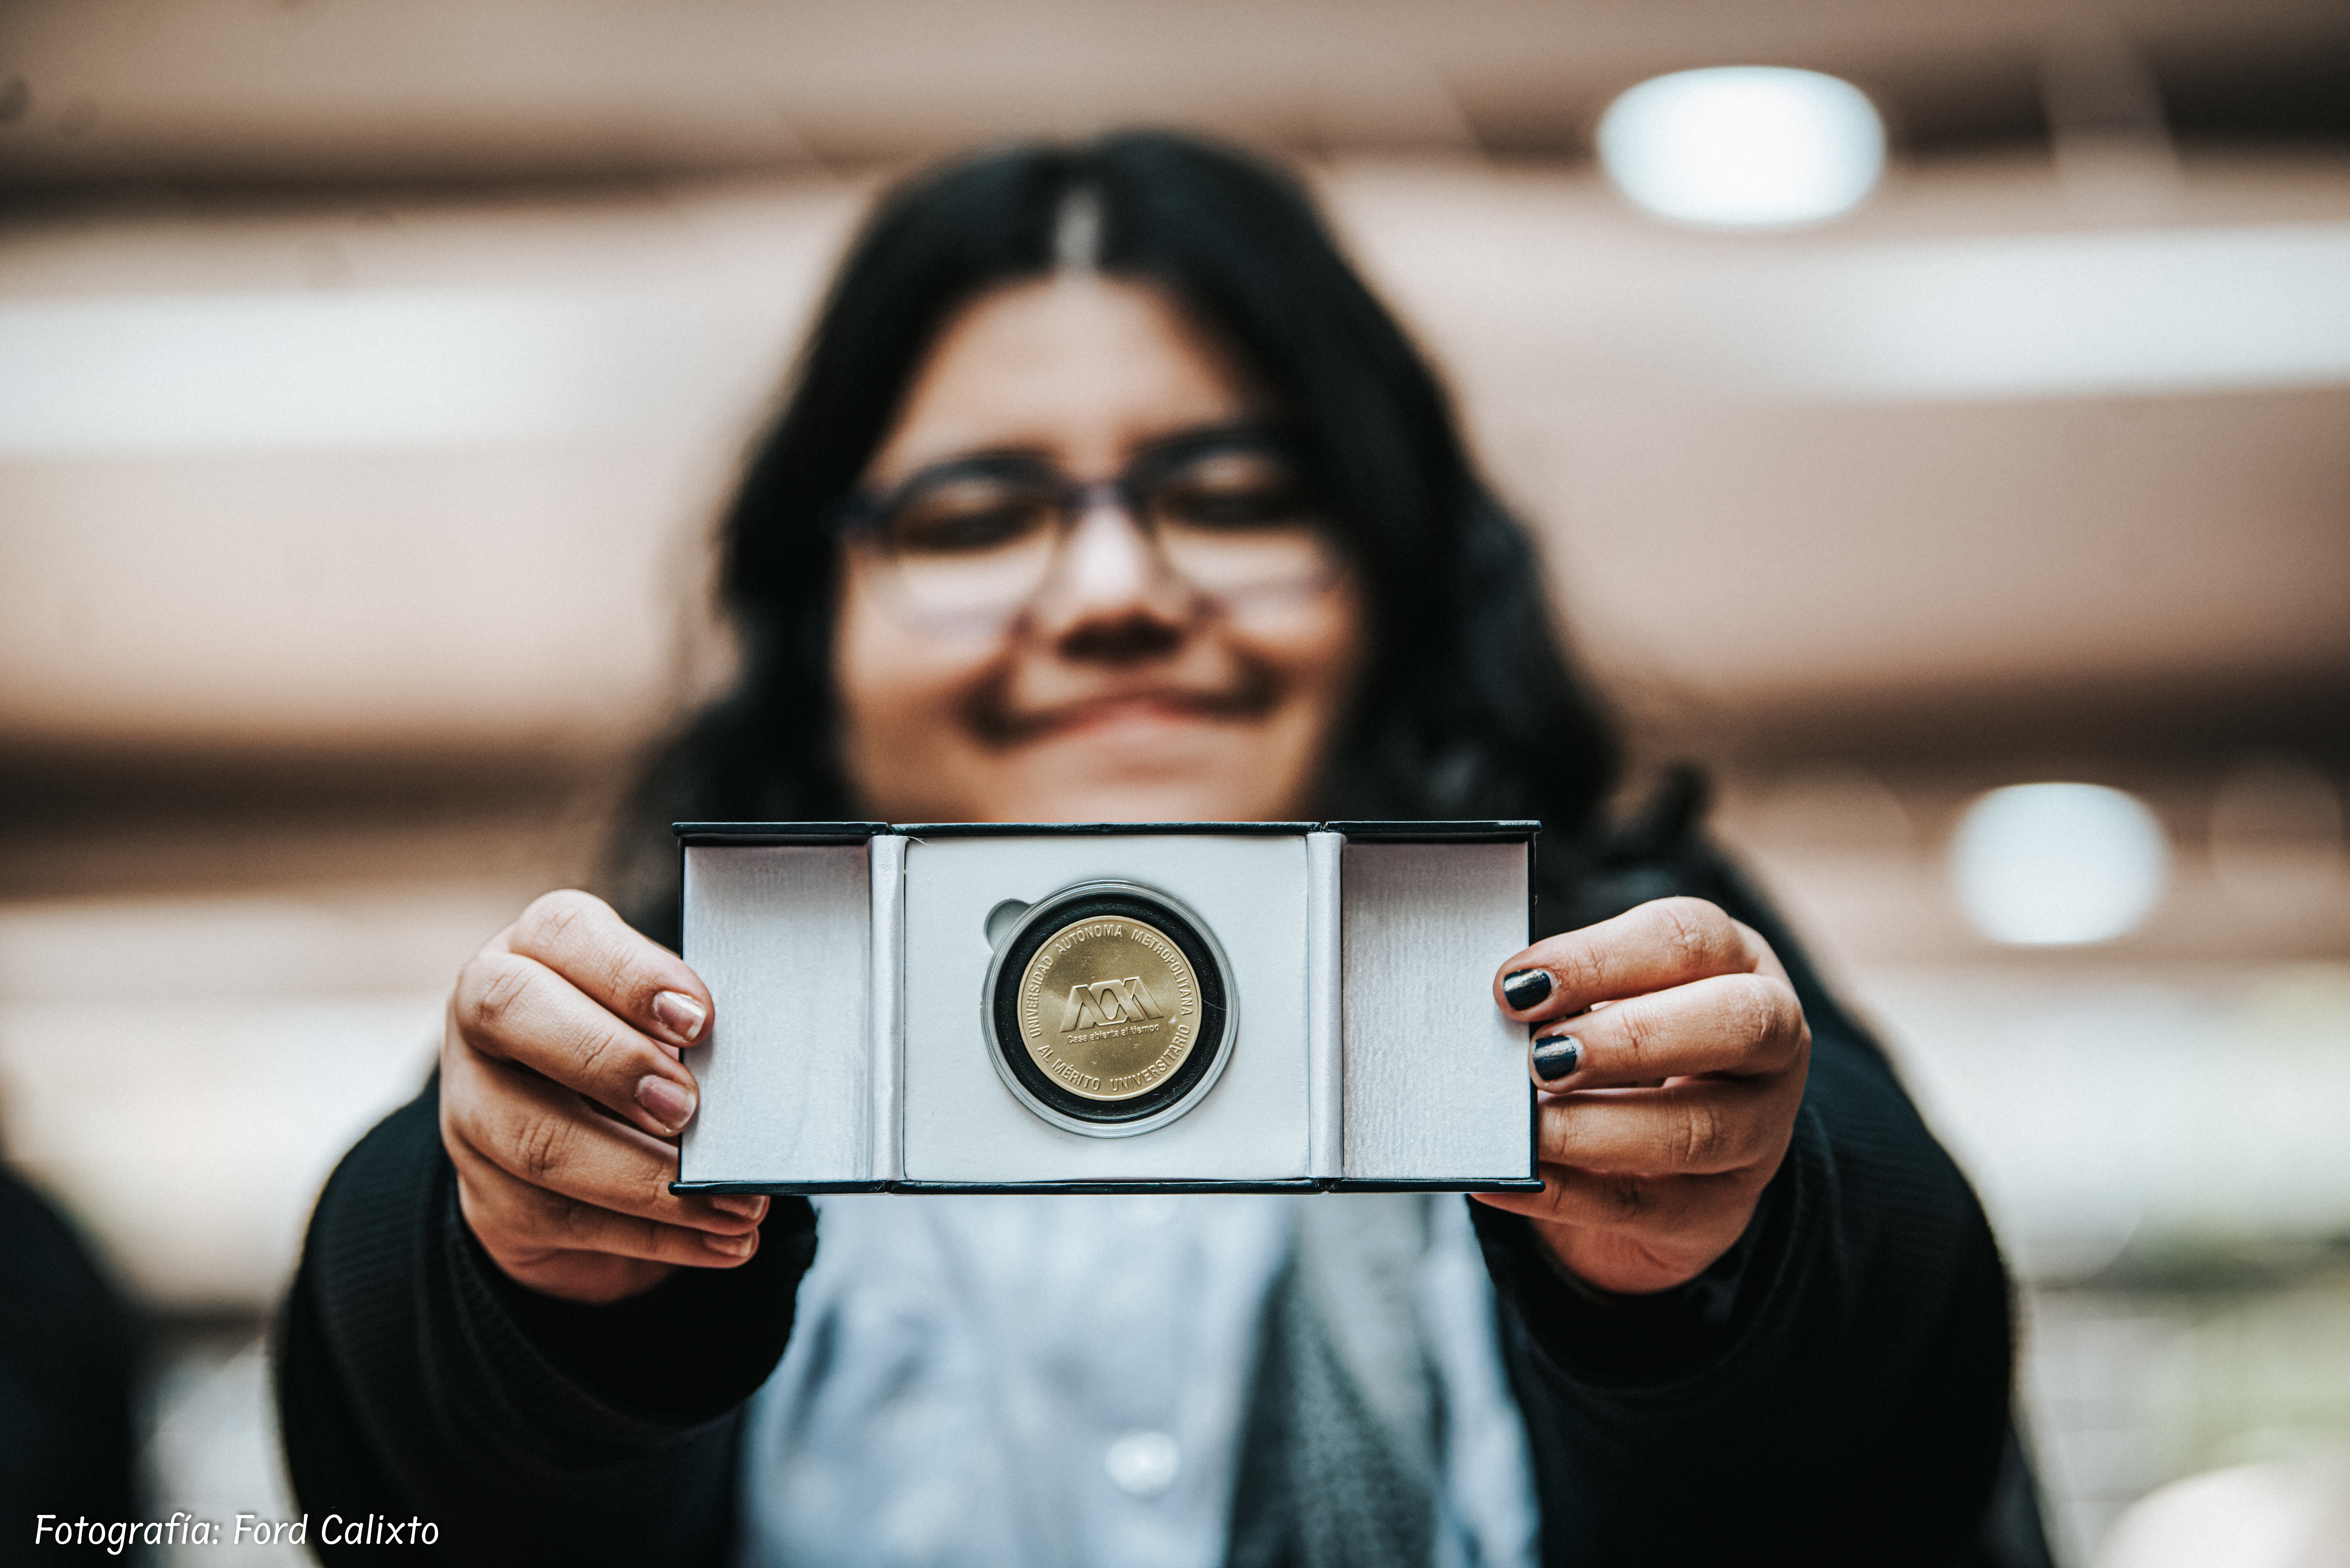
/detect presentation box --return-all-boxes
[672,821,1538,1194]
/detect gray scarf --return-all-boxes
[1227,1194,1449,1568]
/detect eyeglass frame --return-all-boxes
[825,421,1345,630]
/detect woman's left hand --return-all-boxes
[1479,896,1810,1296]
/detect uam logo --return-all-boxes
[1059,976,1166,1031]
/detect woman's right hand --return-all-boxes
[441,890,769,1305]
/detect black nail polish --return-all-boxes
[1531,1034,1581,1081]
[1502,969,1552,1010]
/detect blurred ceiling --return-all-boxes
[1,0,2347,188]
[0,0,2345,811]
[4,157,2345,787]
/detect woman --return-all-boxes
[277,132,2033,1565]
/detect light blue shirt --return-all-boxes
[738,1193,1538,1568]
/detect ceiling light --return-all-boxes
[1597,67,1886,230]
[1950,783,2170,946]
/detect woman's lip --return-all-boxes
[968,657,1282,746]
[1004,690,1242,739]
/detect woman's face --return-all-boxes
[834,274,1368,823]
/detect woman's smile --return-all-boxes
[998,689,1263,742]
[981,645,1283,744]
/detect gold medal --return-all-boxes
[985,879,1233,1135]
[1012,914,1200,1101]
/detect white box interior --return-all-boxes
[679,843,872,1187]
[898,833,1312,1185]
[1339,840,1534,1183]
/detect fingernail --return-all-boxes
[636,1074,696,1130]
[710,1194,767,1220]
[1502,969,1553,1010]
[703,1229,756,1257]
[652,990,707,1044]
[1532,1034,1581,1081]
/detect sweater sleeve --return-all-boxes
[1480,818,2020,1565]
[273,1077,817,1564]
[1476,1014,2014,1567]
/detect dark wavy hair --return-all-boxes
[612,130,1629,940]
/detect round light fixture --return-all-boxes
[1597,66,1886,230]
[1949,783,2170,946]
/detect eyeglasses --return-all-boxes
[831,426,1341,633]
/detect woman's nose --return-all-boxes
[1031,499,1187,635]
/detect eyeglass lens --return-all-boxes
[868,445,1335,626]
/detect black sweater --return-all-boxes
[275,843,2033,1565]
